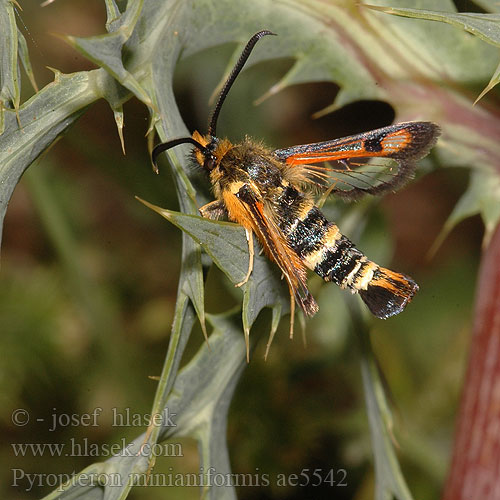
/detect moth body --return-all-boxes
[192,132,419,320]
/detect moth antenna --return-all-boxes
[152,137,208,172]
[208,30,276,137]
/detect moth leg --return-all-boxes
[288,288,295,339]
[236,228,254,288]
[317,180,339,209]
[199,200,227,220]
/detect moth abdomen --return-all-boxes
[282,200,418,318]
[358,267,419,319]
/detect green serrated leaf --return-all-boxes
[431,169,500,253]
[367,5,500,47]
[0,69,104,245]
[112,105,125,153]
[105,0,122,32]
[44,311,244,500]
[41,462,109,499]
[475,58,500,103]
[65,0,151,107]
[0,0,20,133]
[155,211,249,287]
[17,28,38,93]
[158,312,246,500]
[137,200,290,341]
[66,31,152,108]
[242,254,290,350]
[101,295,197,500]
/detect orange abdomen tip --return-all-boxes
[358,267,419,319]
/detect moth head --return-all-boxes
[151,131,232,174]
[151,132,217,172]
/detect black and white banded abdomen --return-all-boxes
[276,184,418,319]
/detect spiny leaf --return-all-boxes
[113,106,125,154]
[430,168,500,254]
[102,296,197,500]
[0,69,105,245]
[0,0,21,134]
[136,199,290,339]
[44,311,245,500]
[158,312,246,500]
[41,462,109,500]
[475,59,500,103]
[17,28,38,93]
[366,3,500,99]
[104,0,122,32]
[366,5,500,47]
[64,0,152,108]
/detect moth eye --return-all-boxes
[204,155,216,171]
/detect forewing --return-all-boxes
[235,184,318,316]
[274,122,440,200]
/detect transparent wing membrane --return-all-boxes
[307,157,411,200]
[274,122,440,201]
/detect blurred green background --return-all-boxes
[1,1,482,499]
